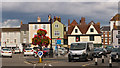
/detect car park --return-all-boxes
[24,48,34,56]
[93,48,107,58]
[68,42,94,62]
[1,48,12,58]
[111,48,120,61]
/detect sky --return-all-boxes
[1,0,119,28]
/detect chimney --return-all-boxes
[96,22,100,25]
[48,15,51,22]
[80,17,86,25]
[113,22,117,29]
[68,19,70,26]
[58,16,61,22]
[21,20,23,25]
[37,16,41,22]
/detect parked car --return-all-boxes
[68,42,94,62]
[93,48,107,58]
[111,48,120,61]
[13,48,20,54]
[24,48,34,56]
[106,47,113,54]
[33,47,40,58]
[58,47,67,55]
[1,48,12,58]
[43,48,49,57]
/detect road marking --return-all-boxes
[24,61,31,64]
[82,64,90,66]
[48,64,52,66]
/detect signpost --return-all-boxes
[38,51,43,63]
[57,38,61,44]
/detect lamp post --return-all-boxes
[49,14,53,58]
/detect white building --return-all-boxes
[1,28,23,52]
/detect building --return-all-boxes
[101,26,111,46]
[67,17,101,47]
[52,16,66,46]
[110,14,120,31]
[110,14,120,47]
[29,16,51,47]
[1,28,22,51]
[20,21,29,49]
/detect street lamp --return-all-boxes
[49,14,53,58]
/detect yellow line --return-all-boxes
[24,61,31,64]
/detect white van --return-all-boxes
[68,42,94,62]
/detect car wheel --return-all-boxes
[24,55,26,57]
[68,56,72,62]
[10,56,12,58]
[90,57,93,61]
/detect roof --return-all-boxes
[2,28,20,32]
[29,22,51,24]
[68,19,101,35]
[101,26,110,31]
[110,14,120,21]
[21,24,29,31]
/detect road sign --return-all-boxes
[57,38,61,44]
[38,51,43,58]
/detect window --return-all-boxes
[54,31,60,36]
[118,31,120,34]
[64,27,66,31]
[41,25,46,29]
[90,36,94,41]
[34,25,38,30]
[102,39,103,42]
[6,39,9,43]
[14,39,16,43]
[24,31,26,34]
[75,29,78,33]
[118,39,120,44]
[90,28,94,32]
[76,36,80,41]
[23,38,26,43]
[55,24,59,28]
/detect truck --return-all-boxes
[68,42,94,62]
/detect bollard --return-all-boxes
[109,56,112,67]
[95,57,98,65]
[39,58,42,63]
[116,53,118,62]
[102,55,104,63]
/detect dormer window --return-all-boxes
[55,24,59,28]
[75,29,78,33]
[90,28,94,32]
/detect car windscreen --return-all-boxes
[15,48,19,50]
[3,49,11,51]
[94,48,103,52]
[112,48,118,52]
[43,48,49,50]
[25,48,32,50]
[70,43,86,50]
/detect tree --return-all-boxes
[32,29,51,50]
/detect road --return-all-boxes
[1,53,120,68]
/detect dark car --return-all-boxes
[93,48,107,58]
[106,47,113,54]
[111,48,120,61]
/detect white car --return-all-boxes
[14,48,20,54]
[58,47,67,55]
[1,48,12,58]
[24,48,34,56]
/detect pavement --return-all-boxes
[1,53,120,68]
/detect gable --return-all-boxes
[86,25,98,34]
[71,26,82,35]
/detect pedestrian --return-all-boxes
[55,43,58,56]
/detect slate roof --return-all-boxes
[21,24,29,31]
[101,26,110,31]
